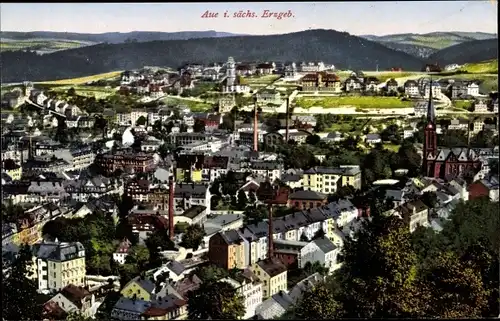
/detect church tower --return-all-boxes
[423,77,438,177]
[226,57,236,87]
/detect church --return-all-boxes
[422,80,482,180]
[221,57,251,94]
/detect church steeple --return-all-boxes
[427,76,435,123]
[423,76,438,177]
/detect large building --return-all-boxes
[32,240,86,293]
[422,81,482,179]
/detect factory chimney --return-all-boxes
[285,97,290,142]
[253,96,258,152]
[268,203,274,259]
[168,178,175,241]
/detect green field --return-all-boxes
[36,71,123,85]
[50,85,116,99]
[295,96,413,109]
[453,100,473,110]
[161,97,213,112]
[363,72,424,82]
[459,59,498,74]
[243,74,281,84]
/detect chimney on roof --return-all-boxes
[168,178,175,241]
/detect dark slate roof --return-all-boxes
[289,190,326,201]
[313,237,336,254]
[33,241,85,262]
[166,261,186,276]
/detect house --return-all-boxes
[208,229,246,269]
[468,177,499,202]
[404,80,419,96]
[120,276,155,301]
[251,258,288,299]
[255,291,294,320]
[298,61,325,72]
[467,82,480,96]
[423,63,441,72]
[155,261,189,282]
[113,239,131,264]
[257,88,282,106]
[221,269,263,319]
[303,166,362,194]
[300,72,341,92]
[473,99,489,112]
[344,76,363,92]
[393,200,429,233]
[364,77,380,92]
[423,80,442,97]
[283,62,298,79]
[111,297,152,320]
[300,237,340,273]
[32,240,86,293]
[45,285,95,318]
[218,95,236,114]
[256,63,274,75]
[386,78,399,93]
[288,190,328,210]
[365,133,382,145]
[448,118,469,131]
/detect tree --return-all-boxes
[397,141,421,176]
[125,245,150,268]
[294,282,342,319]
[136,115,147,126]
[193,119,205,133]
[67,87,76,96]
[219,114,234,131]
[181,224,205,250]
[236,190,248,210]
[306,134,321,145]
[425,252,488,318]
[338,216,425,318]
[196,264,230,283]
[420,191,438,209]
[243,205,268,225]
[188,281,245,319]
[180,123,188,132]
[66,312,94,321]
[2,244,41,320]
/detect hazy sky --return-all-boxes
[1,1,497,36]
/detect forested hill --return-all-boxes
[1,29,426,82]
[0,30,245,44]
[428,39,498,66]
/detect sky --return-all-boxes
[1,1,497,36]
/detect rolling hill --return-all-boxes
[360,32,497,58]
[428,39,498,66]
[1,30,245,44]
[0,30,246,55]
[0,29,426,83]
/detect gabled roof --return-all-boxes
[312,237,336,254]
[289,190,326,201]
[59,284,91,309]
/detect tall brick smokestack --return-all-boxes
[253,96,258,152]
[268,204,274,259]
[285,97,290,142]
[168,178,175,241]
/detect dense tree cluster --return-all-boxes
[291,197,500,318]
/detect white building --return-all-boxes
[299,61,325,72]
[474,99,489,113]
[32,240,86,293]
[300,237,340,273]
[221,270,263,319]
[467,82,480,96]
[112,239,131,264]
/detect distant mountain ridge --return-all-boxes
[0,29,426,82]
[360,31,497,58]
[428,39,498,66]
[0,30,247,44]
